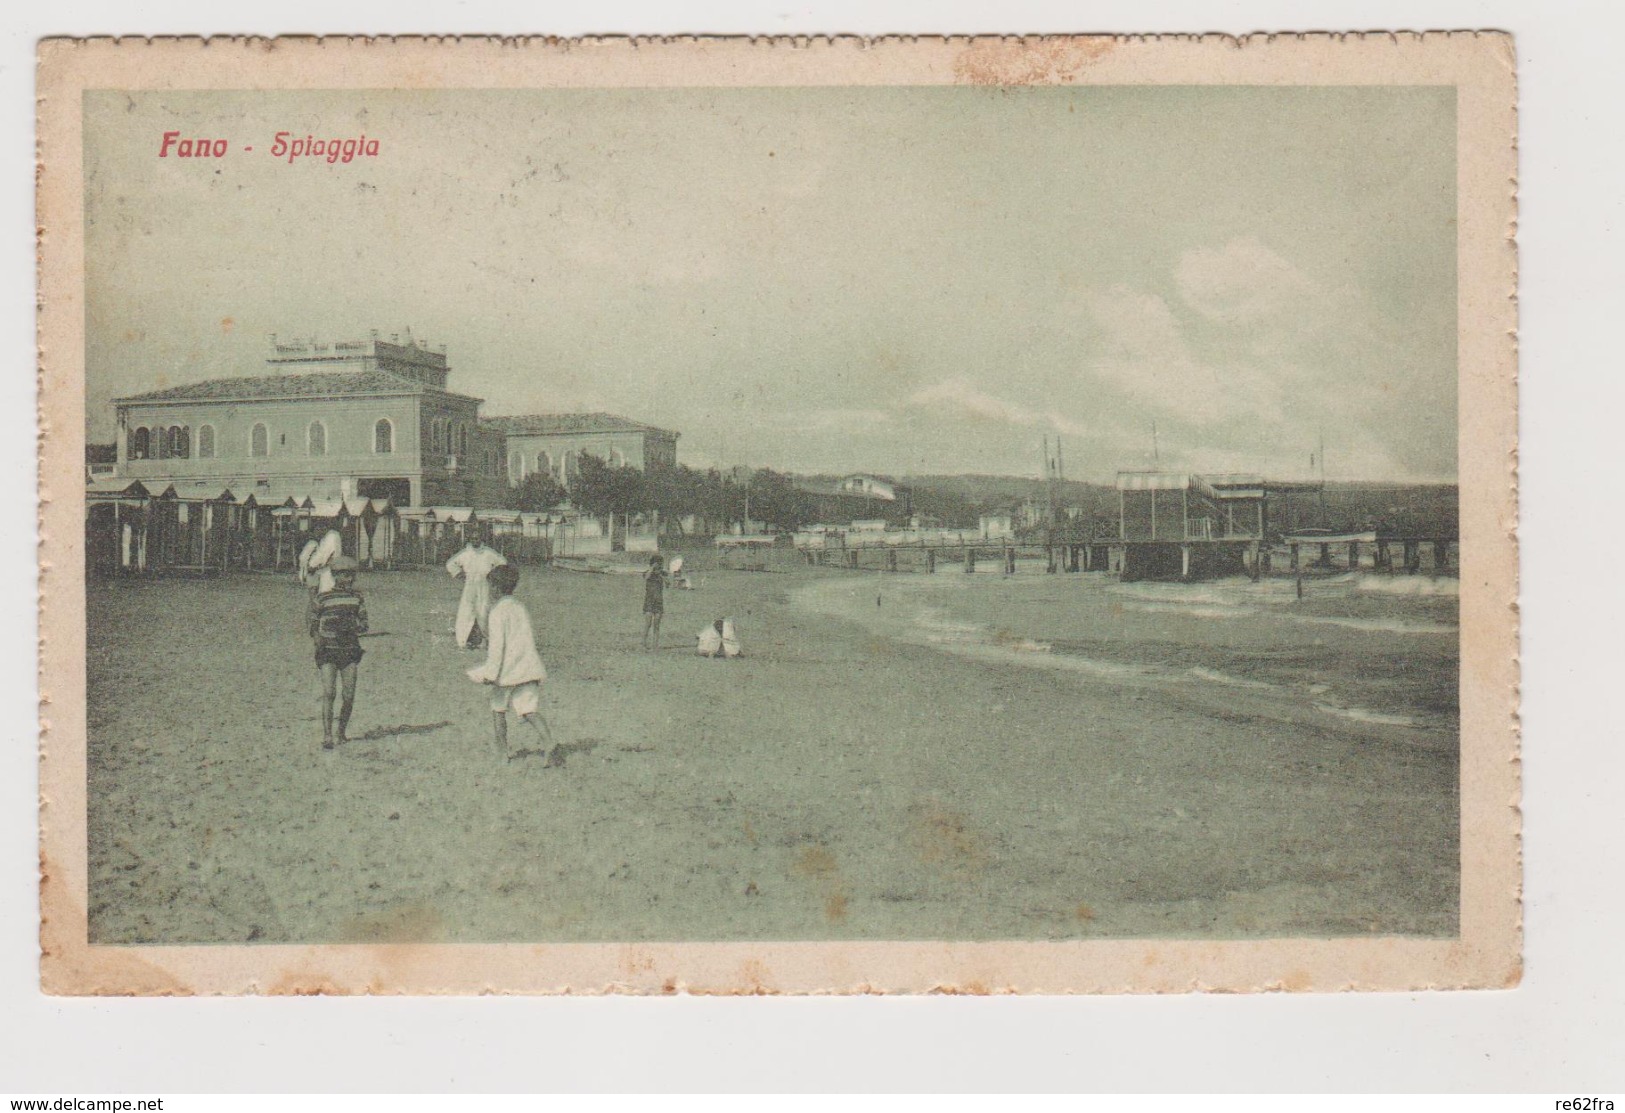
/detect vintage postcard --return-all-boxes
[37,34,1518,994]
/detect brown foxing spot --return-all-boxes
[908,801,989,878]
[792,845,838,879]
[952,37,1115,86]
[336,904,444,945]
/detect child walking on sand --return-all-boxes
[467,563,559,764]
[308,555,368,750]
[641,553,667,652]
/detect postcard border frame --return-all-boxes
[36,32,1519,995]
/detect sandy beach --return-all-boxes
[85,560,1458,945]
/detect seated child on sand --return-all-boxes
[696,617,742,659]
[467,563,560,765]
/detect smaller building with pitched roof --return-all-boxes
[481,412,678,488]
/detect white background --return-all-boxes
[3,0,1621,1094]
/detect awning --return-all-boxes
[1116,471,1193,492]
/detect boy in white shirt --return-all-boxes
[466,563,559,764]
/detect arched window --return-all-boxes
[432,419,443,453]
[130,427,150,460]
[509,451,524,485]
[197,424,215,459]
[155,427,170,460]
[308,420,327,457]
[374,418,393,454]
[458,423,468,457]
[250,423,269,458]
[171,425,189,459]
[609,447,626,468]
[537,451,552,478]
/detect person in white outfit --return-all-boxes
[297,536,320,590]
[696,617,742,658]
[303,529,344,594]
[466,563,558,764]
[445,535,507,649]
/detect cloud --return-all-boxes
[904,379,1089,438]
[1174,237,1317,325]
[1080,285,1288,425]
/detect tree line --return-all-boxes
[509,455,820,536]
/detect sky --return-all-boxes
[83,85,1457,482]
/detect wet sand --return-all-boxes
[85,563,1458,944]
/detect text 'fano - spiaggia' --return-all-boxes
[158,131,381,164]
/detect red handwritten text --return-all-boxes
[269,132,381,164]
[159,131,228,158]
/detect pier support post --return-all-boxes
[1004,546,1016,575]
[1348,541,1360,571]
[1248,540,1261,582]
[964,547,976,573]
[1434,540,1449,572]
[848,549,859,570]
[927,548,936,574]
[886,548,898,573]
[1404,540,1419,574]
[1181,544,1191,580]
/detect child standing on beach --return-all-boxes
[467,563,558,764]
[641,553,667,652]
[308,554,368,750]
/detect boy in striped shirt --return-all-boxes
[308,554,368,750]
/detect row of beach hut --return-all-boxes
[85,478,585,577]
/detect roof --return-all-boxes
[85,477,152,499]
[114,369,480,406]
[1117,471,1200,492]
[266,495,395,516]
[481,412,677,438]
[396,506,479,523]
[1117,470,1323,498]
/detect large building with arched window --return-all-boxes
[110,334,507,508]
